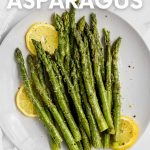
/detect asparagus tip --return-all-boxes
[15,48,24,64]
[27,55,33,64]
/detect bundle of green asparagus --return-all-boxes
[15,5,122,150]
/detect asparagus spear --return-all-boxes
[90,13,105,81]
[74,19,100,147]
[77,16,86,33]
[35,56,66,123]
[71,16,86,106]
[34,58,51,96]
[69,0,79,51]
[74,45,103,148]
[33,58,61,149]
[62,11,71,74]
[32,40,81,142]
[85,36,95,88]
[40,62,65,121]
[27,55,80,150]
[74,29,108,132]
[80,126,91,150]
[15,49,62,145]
[51,141,60,150]
[57,63,91,139]
[112,37,122,144]
[70,61,81,106]
[50,57,70,108]
[62,11,70,57]
[77,141,83,150]
[103,28,112,148]
[77,18,95,89]
[103,28,112,114]
[44,109,60,150]
[70,0,79,30]
[85,23,114,134]
[54,14,65,63]
[80,78,103,148]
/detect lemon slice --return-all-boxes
[113,116,139,150]
[16,85,37,117]
[25,23,58,55]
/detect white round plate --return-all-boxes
[0,8,150,150]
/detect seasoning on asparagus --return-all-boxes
[72,16,85,106]
[80,126,91,150]
[69,0,79,51]
[77,16,86,33]
[77,141,83,150]
[32,40,81,143]
[35,56,66,122]
[77,17,95,89]
[74,29,108,132]
[27,54,80,150]
[54,14,65,63]
[57,62,91,139]
[103,28,112,114]
[34,57,51,96]
[90,13,105,81]
[44,108,61,150]
[112,37,122,145]
[85,23,115,134]
[74,44,103,148]
[50,57,70,109]
[70,59,82,106]
[103,28,112,148]
[62,11,70,57]
[33,58,61,149]
[62,11,71,73]
[15,49,62,145]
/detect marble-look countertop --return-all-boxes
[1,0,150,149]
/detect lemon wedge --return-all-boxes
[16,85,37,117]
[113,116,139,150]
[25,23,58,55]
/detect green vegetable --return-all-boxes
[62,11,71,73]
[62,11,70,56]
[70,59,82,106]
[85,23,114,134]
[51,141,60,150]
[27,54,80,150]
[57,62,91,139]
[74,29,108,132]
[34,57,61,149]
[77,141,83,150]
[84,35,95,88]
[45,109,60,150]
[74,45,103,148]
[54,14,65,63]
[50,57,70,109]
[112,37,122,143]
[80,126,91,150]
[77,16,86,33]
[69,0,79,51]
[32,40,81,143]
[34,58,51,96]
[103,28,112,116]
[103,28,112,148]
[90,13,105,81]
[15,49,62,145]
[44,55,66,121]
[72,16,85,106]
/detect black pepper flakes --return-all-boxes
[133,115,136,118]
